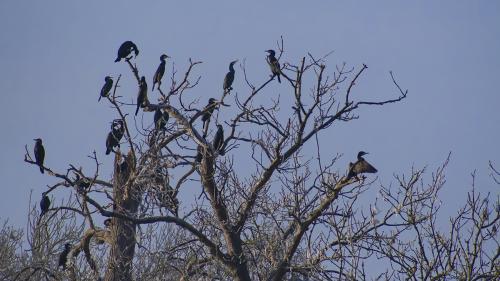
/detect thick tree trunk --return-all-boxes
[104,153,139,281]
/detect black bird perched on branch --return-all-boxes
[98,76,113,102]
[152,54,169,91]
[136,76,148,116]
[154,108,169,130]
[213,124,225,155]
[40,194,50,216]
[223,60,238,96]
[114,41,139,62]
[105,120,124,155]
[195,145,203,163]
[201,98,217,135]
[346,151,378,181]
[58,243,72,269]
[33,138,45,173]
[266,49,281,83]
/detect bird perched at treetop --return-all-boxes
[40,194,50,216]
[34,138,45,174]
[223,60,238,96]
[213,124,225,156]
[152,54,169,91]
[98,76,113,102]
[114,41,139,62]
[346,151,378,181]
[136,76,148,116]
[266,49,281,83]
[58,243,72,269]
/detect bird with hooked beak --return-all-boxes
[346,151,378,181]
[266,49,281,83]
[152,54,170,91]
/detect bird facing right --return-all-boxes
[346,151,378,181]
[114,41,139,62]
[152,54,169,91]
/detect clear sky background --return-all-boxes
[0,0,499,235]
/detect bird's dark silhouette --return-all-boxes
[136,76,148,116]
[195,145,203,163]
[152,54,169,91]
[33,138,45,173]
[201,98,217,135]
[104,218,112,228]
[58,243,72,269]
[105,120,124,155]
[114,41,139,62]
[40,194,50,216]
[223,60,238,95]
[98,76,113,102]
[213,124,225,155]
[154,108,169,130]
[266,49,281,83]
[346,151,378,181]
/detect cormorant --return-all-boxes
[201,98,217,134]
[114,41,139,62]
[33,138,45,174]
[105,120,124,155]
[40,194,50,216]
[223,60,238,95]
[213,124,224,155]
[58,243,72,269]
[195,145,203,163]
[346,151,378,181]
[98,76,113,102]
[104,218,112,228]
[136,76,148,116]
[266,50,281,83]
[152,54,169,91]
[154,108,169,130]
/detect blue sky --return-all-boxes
[0,1,499,230]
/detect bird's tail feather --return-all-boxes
[39,166,44,174]
[114,57,120,63]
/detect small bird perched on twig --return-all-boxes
[98,76,113,102]
[152,54,169,91]
[114,41,139,62]
[266,49,281,83]
[136,76,148,116]
[346,151,378,181]
[34,138,45,174]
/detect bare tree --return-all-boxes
[13,40,498,281]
